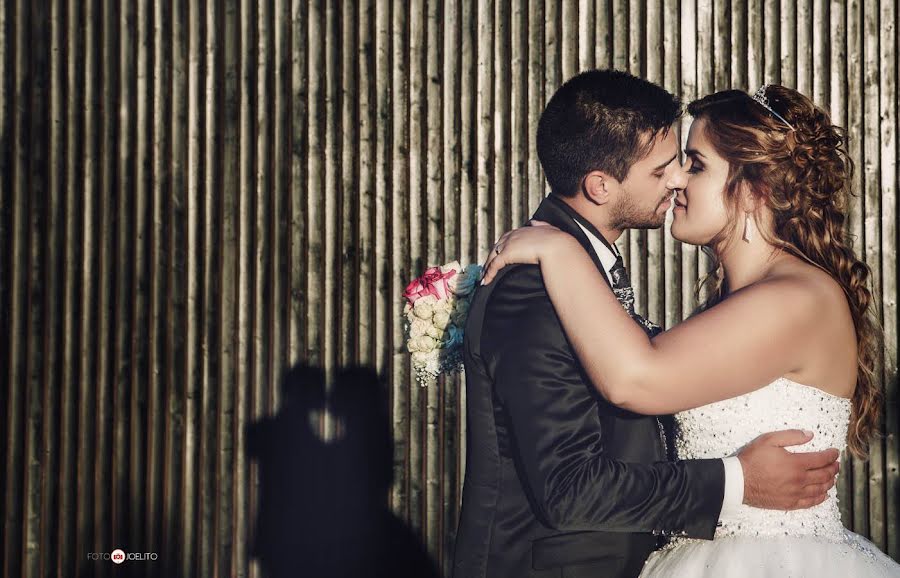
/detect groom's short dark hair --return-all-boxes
[537,69,681,197]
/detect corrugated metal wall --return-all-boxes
[0,0,897,576]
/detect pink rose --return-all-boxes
[404,266,457,306]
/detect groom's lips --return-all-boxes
[657,192,676,212]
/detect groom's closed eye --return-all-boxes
[652,153,679,177]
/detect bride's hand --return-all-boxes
[480,220,574,285]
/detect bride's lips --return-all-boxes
[673,197,687,213]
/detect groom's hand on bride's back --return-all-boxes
[738,429,841,510]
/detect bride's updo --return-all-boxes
[687,86,882,458]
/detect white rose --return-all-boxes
[415,336,437,353]
[435,299,454,313]
[440,260,463,276]
[426,324,444,340]
[410,318,430,338]
[413,300,434,320]
[433,311,451,330]
[449,266,479,297]
[411,350,431,365]
[407,338,419,353]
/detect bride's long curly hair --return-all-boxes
[687,86,883,458]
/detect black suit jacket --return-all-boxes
[452,194,726,578]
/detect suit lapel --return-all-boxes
[532,194,614,288]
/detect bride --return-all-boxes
[480,85,900,576]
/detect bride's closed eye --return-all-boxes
[687,160,704,174]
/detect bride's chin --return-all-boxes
[670,228,702,246]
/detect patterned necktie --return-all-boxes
[608,255,661,338]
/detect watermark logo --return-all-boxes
[87,549,158,564]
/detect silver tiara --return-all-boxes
[751,85,795,131]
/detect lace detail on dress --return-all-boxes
[673,377,851,542]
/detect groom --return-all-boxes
[452,69,841,578]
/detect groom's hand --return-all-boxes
[737,429,840,510]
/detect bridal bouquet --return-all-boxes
[403,260,482,386]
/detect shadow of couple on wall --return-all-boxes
[247,364,439,578]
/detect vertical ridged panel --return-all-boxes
[1,2,898,576]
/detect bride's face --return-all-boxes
[671,118,732,245]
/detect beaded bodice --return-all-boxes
[674,377,851,540]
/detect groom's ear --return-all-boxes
[582,171,613,206]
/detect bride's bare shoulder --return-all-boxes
[763,255,850,312]
[761,256,858,396]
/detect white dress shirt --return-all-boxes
[573,220,744,522]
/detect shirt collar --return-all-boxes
[573,220,620,279]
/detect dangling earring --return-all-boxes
[742,213,754,243]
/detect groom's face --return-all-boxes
[607,129,686,230]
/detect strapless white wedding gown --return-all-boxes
[640,377,900,577]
